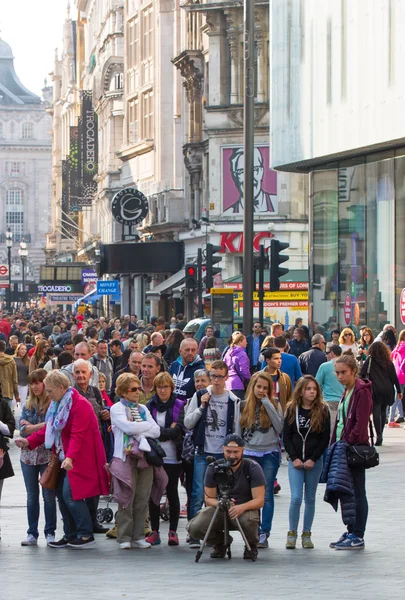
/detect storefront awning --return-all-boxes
[74,288,102,307]
[146,269,185,299]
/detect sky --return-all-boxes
[1,1,69,97]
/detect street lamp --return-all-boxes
[5,228,13,311]
[19,239,28,311]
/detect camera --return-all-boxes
[206,456,236,490]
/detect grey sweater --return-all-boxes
[241,398,284,453]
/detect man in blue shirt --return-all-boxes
[246,322,266,373]
[261,336,302,389]
[315,343,344,430]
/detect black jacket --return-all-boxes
[298,347,327,377]
[360,357,400,406]
[283,406,330,462]
[0,397,15,481]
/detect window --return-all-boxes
[6,210,24,237]
[142,7,153,60]
[142,91,153,139]
[22,122,34,139]
[0,122,3,137]
[128,97,139,143]
[6,187,24,205]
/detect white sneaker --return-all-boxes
[46,534,56,546]
[21,535,38,546]
[119,542,131,550]
[131,539,151,549]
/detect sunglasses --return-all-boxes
[128,387,141,392]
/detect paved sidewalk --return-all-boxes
[1,427,404,599]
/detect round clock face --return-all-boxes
[111,188,149,226]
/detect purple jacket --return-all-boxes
[224,345,251,390]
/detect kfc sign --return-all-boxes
[219,232,274,253]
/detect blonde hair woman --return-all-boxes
[14,343,30,406]
[338,328,357,354]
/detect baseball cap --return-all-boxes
[224,434,244,447]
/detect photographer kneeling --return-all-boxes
[187,434,265,560]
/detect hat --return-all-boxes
[223,434,244,447]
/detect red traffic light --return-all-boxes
[187,266,196,277]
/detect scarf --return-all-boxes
[120,398,146,454]
[44,387,73,460]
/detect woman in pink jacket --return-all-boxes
[390,330,405,425]
[16,370,108,549]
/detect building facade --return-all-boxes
[0,38,52,289]
[270,0,405,333]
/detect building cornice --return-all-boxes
[117,140,154,161]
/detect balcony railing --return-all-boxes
[0,233,32,244]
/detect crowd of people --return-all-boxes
[0,309,401,558]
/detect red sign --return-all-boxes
[84,283,96,296]
[0,283,10,288]
[400,289,405,325]
[344,293,352,325]
[219,232,274,253]
[0,265,8,277]
[225,281,308,291]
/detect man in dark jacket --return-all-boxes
[169,338,205,403]
[246,322,266,373]
[298,334,327,377]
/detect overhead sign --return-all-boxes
[219,232,274,253]
[49,294,83,304]
[344,293,352,325]
[0,265,9,277]
[225,281,308,291]
[83,283,96,295]
[81,268,97,286]
[111,188,149,226]
[97,280,120,296]
[38,285,74,293]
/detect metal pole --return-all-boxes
[197,248,203,317]
[7,247,11,311]
[258,244,265,326]
[21,258,25,311]
[243,0,255,335]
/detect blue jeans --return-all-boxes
[20,461,57,538]
[56,470,93,539]
[389,393,404,422]
[288,457,323,532]
[190,452,222,519]
[249,452,280,535]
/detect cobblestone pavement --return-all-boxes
[1,421,404,600]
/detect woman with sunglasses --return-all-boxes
[338,328,357,355]
[145,372,185,546]
[357,328,374,364]
[110,372,160,550]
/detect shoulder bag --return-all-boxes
[144,438,166,467]
[342,394,379,470]
[40,452,61,489]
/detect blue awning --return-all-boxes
[74,288,102,307]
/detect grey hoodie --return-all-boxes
[241,398,284,453]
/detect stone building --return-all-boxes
[0,38,52,286]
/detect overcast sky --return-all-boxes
[1,1,69,97]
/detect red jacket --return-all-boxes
[27,388,108,500]
[331,378,373,446]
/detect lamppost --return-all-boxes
[5,228,13,311]
[19,239,28,311]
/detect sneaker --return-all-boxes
[210,543,227,559]
[93,524,109,534]
[168,530,179,546]
[145,530,161,546]
[334,533,365,550]
[301,531,314,549]
[46,534,56,546]
[395,416,405,423]
[47,537,69,549]
[67,536,96,549]
[106,525,118,539]
[243,545,258,560]
[274,480,281,495]
[119,541,131,550]
[388,422,400,428]
[179,505,188,518]
[188,537,201,549]
[131,539,151,549]
[257,533,269,549]
[286,530,297,549]
[21,534,38,546]
[329,531,349,548]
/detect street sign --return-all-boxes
[0,283,10,288]
[97,280,120,296]
[81,268,97,286]
[344,293,351,325]
[0,265,9,277]
[49,294,83,304]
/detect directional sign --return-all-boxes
[0,264,9,277]
[97,280,120,296]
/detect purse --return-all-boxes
[40,452,61,490]
[144,438,166,467]
[341,394,379,470]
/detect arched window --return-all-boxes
[22,122,34,139]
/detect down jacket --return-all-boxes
[321,441,355,528]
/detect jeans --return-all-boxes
[188,506,260,546]
[56,470,93,540]
[389,393,404,422]
[347,467,368,539]
[288,457,323,532]
[20,461,57,538]
[249,452,280,535]
[150,463,182,532]
[86,495,100,530]
[190,452,222,519]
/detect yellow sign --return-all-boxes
[210,288,234,295]
[235,291,308,301]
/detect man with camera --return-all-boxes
[187,434,265,560]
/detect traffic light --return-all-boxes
[185,264,197,292]
[270,239,289,292]
[206,243,222,292]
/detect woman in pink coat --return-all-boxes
[16,371,108,549]
[223,332,251,400]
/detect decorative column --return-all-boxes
[225,10,241,105]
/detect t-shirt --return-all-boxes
[204,459,266,505]
[204,391,229,454]
[156,411,180,465]
[271,374,280,402]
[298,407,311,435]
[336,388,354,441]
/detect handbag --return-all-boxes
[341,394,379,470]
[144,438,166,467]
[40,452,61,490]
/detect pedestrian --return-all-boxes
[360,341,401,445]
[98,373,114,407]
[169,338,205,404]
[381,328,397,352]
[15,370,109,549]
[269,336,302,389]
[289,327,311,358]
[163,328,184,366]
[357,327,374,365]
[283,375,330,549]
[315,344,344,429]
[0,340,19,410]
[246,322,266,373]
[89,340,114,393]
[146,372,185,547]
[29,339,50,373]
[109,372,160,550]
[0,382,15,539]
[298,334,327,377]
[223,332,251,399]
[262,347,292,410]
[139,353,162,404]
[338,328,358,354]
[330,353,373,550]
[14,343,30,407]
[240,371,283,549]
[202,336,221,369]
[390,329,405,424]
[198,325,215,356]
[18,369,57,547]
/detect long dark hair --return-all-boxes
[381,329,397,351]
[166,328,184,349]
[368,341,392,368]
[285,375,329,433]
